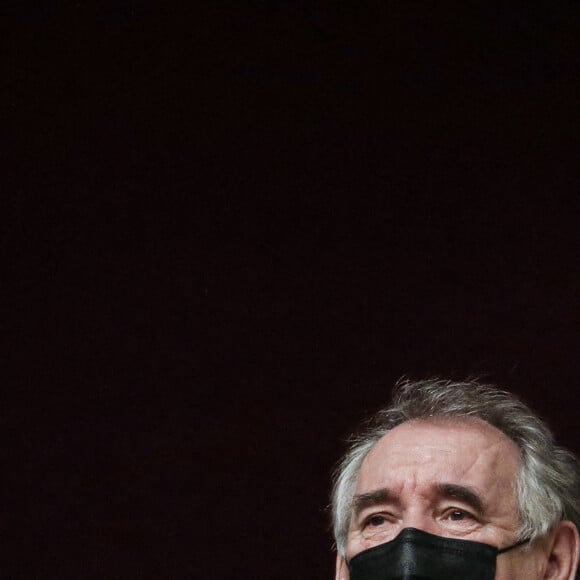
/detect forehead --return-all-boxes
[356,418,520,498]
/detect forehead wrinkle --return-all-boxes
[454,437,519,491]
[356,420,520,509]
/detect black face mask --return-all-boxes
[347,527,528,580]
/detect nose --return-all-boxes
[400,508,440,536]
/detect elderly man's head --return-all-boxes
[332,379,580,579]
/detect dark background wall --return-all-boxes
[4,3,580,578]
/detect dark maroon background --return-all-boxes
[4,3,580,578]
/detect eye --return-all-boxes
[360,512,396,540]
[367,514,388,527]
[443,508,477,524]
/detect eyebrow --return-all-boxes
[352,488,400,518]
[436,483,485,513]
[352,483,486,518]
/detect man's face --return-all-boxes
[335,418,551,579]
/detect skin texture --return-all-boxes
[335,418,579,580]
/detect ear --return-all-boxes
[544,521,580,579]
[335,553,349,580]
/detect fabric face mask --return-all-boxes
[347,527,528,580]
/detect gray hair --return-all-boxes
[331,378,580,556]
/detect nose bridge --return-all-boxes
[401,502,438,535]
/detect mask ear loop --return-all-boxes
[497,538,531,555]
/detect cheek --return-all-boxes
[345,539,362,561]
[347,527,400,562]
[495,550,543,580]
[346,535,374,561]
